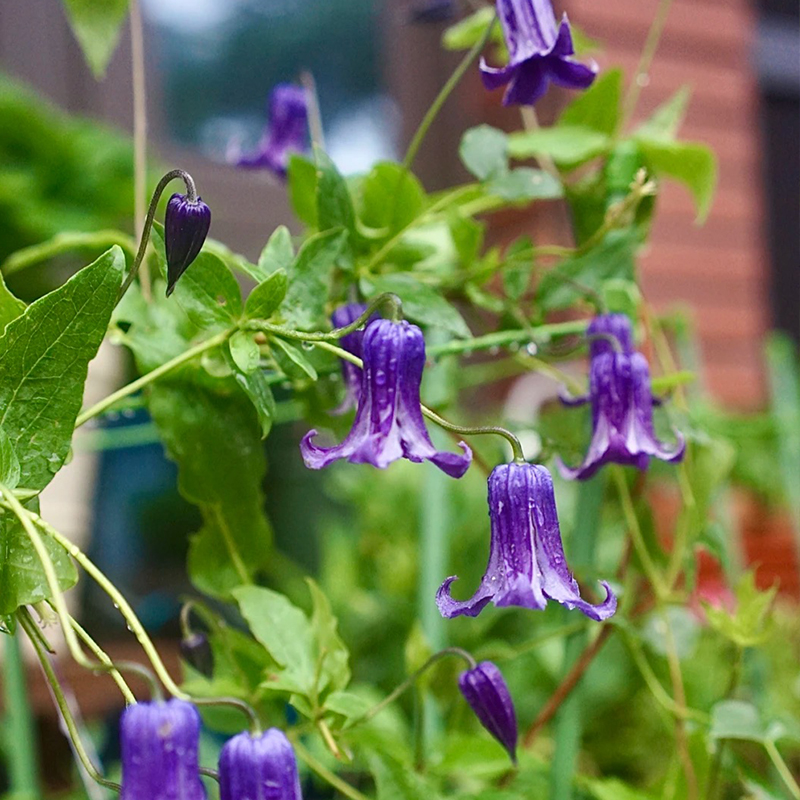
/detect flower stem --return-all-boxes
[291,739,371,800]
[75,328,232,427]
[764,739,800,800]
[18,607,121,792]
[130,0,148,299]
[29,514,262,733]
[118,167,200,301]
[345,648,476,730]
[402,12,497,170]
[619,0,674,131]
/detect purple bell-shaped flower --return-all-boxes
[459,661,519,763]
[437,462,616,620]
[164,193,211,296]
[480,0,598,106]
[330,303,369,415]
[120,699,206,800]
[301,319,472,478]
[557,314,686,481]
[233,84,309,180]
[219,729,303,800]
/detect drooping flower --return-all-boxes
[557,314,685,481]
[120,699,205,800]
[232,84,309,179]
[459,661,518,763]
[301,319,472,478]
[480,0,598,106]
[219,729,302,800]
[437,462,616,620]
[330,303,369,415]
[164,193,211,296]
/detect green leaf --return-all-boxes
[233,585,316,697]
[0,427,20,490]
[636,139,717,223]
[710,700,765,743]
[636,86,691,142]
[559,70,623,137]
[460,125,508,181]
[244,270,288,320]
[448,214,484,267]
[324,690,372,725]
[370,753,441,800]
[360,163,426,235]
[601,278,641,318]
[537,230,638,311]
[256,227,294,282]
[487,168,563,201]
[148,383,272,600]
[0,499,78,616]
[270,338,318,381]
[282,229,347,330]
[307,578,350,694]
[233,369,275,439]
[442,7,502,51]
[61,0,130,78]
[703,571,776,648]
[316,148,356,236]
[365,274,471,338]
[170,252,243,329]
[228,331,260,374]
[508,126,610,169]
[287,155,318,227]
[0,247,124,491]
[0,271,26,333]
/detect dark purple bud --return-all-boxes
[120,699,205,800]
[557,314,685,480]
[164,192,211,297]
[409,0,457,24]
[459,661,518,762]
[232,84,309,180]
[180,632,214,678]
[437,462,616,620]
[480,0,598,106]
[301,319,472,477]
[219,729,302,800]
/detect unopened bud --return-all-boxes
[164,192,211,296]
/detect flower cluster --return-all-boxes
[121,700,303,800]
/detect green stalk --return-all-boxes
[2,627,41,797]
[549,475,605,800]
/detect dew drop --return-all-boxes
[301,341,315,351]
[636,73,650,87]
[488,346,501,356]
[525,342,538,356]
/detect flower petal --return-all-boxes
[503,58,550,106]
[548,56,598,91]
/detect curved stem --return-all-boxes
[346,647,476,730]
[75,328,231,427]
[29,513,263,733]
[18,608,121,792]
[130,0,148,297]
[246,293,402,342]
[0,484,96,673]
[764,739,800,800]
[291,739,370,800]
[420,404,525,463]
[118,168,199,300]
[403,12,497,170]
[69,615,136,704]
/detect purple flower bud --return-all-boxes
[164,192,211,297]
[330,303,369,415]
[437,462,616,620]
[557,314,685,480]
[219,729,303,800]
[459,661,518,762]
[301,319,472,477]
[180,632,214,678]
[232,84,309,180]
[120,699,205,800]
[481,0,598,106]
